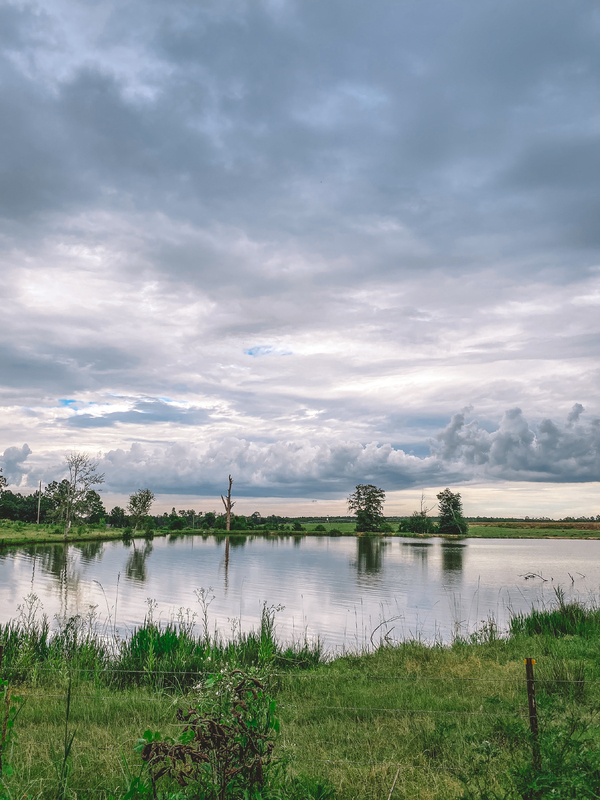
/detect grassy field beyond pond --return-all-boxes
[2,518,600,547]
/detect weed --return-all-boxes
[137,670,279,799]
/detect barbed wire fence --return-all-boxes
[1,638,571,800]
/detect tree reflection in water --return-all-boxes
[441,543,465,574]
[356,535,384,575]
[72,540,104,564]
[402,541,432,566]
[125,540,153,584]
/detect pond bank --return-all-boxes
[1,520,599,547]
[2,597,600,799]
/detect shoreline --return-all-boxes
[1,523,600,548]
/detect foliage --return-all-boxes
[347,484,386,533]
[6,591,600,799]
[0,468,6,495]
[0,676,25,778]
[510,587,600,638]
[85,489,107,523]
[128,489,155,532]
[0,488,53,523]
[136,670,279,799]
[46,453,105,534]
[436,488,468,536]
[109,506,128,527]
[399,510,437,534]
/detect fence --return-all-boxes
[2,641,586,800]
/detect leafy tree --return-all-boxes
[348,484,386,533]
[214,513,228,530]
[436,488,468,536]
[127,488,155,531]
[201,512,216,529]
[0,468,7,495]
[49,453,105,536]
[84,490,106,524]
[400,510,437,534]
[0,488,52,522]
[109,506,127,528]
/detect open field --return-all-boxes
[2,595,600,798]
[2,518,600,547]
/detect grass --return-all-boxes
[3,592,600,798]
[2,518,599,548]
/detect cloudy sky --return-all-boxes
[1,0,600,517]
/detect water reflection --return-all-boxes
[72,540,104,563]
[402,541,431,566]
[1,535,599,649]
[125,541,153,583]
[441,543,465,574]
[356,536,384,575]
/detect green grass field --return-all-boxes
[1,518,599,548]
[2,594,600,799]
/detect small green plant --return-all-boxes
[313,525,327,532]
[50,672,76,800]
[136,670,280,799]
[0,676,25,779]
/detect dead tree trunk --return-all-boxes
[221,475,235,532]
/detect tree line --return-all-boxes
[348,484,469,536]
[0,454,469,536]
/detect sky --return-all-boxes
[1,0,600,518]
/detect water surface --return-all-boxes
[0,534,597,652]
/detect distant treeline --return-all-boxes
[0,489,304,531]
[1,487,598,528]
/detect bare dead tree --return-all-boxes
[221,475,235,532]
[57,453,105,537]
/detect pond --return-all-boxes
[0,534,598,652]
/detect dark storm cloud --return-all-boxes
[433,406,600,482]
[1,0,599,279]
[1,0,600,509]
[34,405,589,497]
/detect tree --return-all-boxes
[201,511,216,529]
[400,493,436,534]
[109,506,127,528]
[60,453,105,536]
[221,475,235,532]
[45,454,104,536]
[436,488,468,536]
[348,484,386,533]
[0,468,7,496]
[127,488,155,531]
[84,490,106,524]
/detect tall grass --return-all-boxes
[3,590,600,798]
[509,586,600,638]
[0,595,322,690]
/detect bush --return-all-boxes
[399,511,437,534]
[314,524,327,532]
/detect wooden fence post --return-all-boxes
[524,658,541,771]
